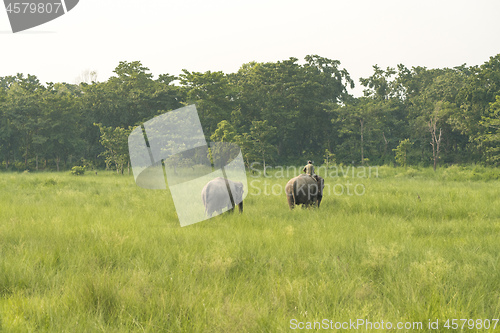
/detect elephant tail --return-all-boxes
[292,180,297,204]
[286,180,297,209]
[202,186,208,216]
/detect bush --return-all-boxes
[71,166,85,176]
[14,161,25,171]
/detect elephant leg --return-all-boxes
[287,194,295,210]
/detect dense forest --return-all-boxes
[1,54,500,172]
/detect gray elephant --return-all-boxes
[285,174,324,209]
[201,177,244,217]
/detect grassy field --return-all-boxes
[0,166,499,332]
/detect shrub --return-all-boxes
[71,166,85,176]
[393,139,412,168]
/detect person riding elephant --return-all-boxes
[285,174,324,209]
[303,160,318,181]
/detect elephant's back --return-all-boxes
[204,177,227,194]
[295,174,316,186]
[286,175,316,193]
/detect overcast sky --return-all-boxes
[1,0,499,96]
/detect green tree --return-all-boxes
[323,148,336,168]
[360,65,397,100]
[79,61,183,167]
[210,120,238,143]
[38,83,83,171]
[393,139,412,168]
[180,70,236,141]
[3,75,45,168]
[453,55,500,162]
[477,95,500,165]
[240,120,277,171]
[95,123,132,174]
[209,120,241,170]
[233,56,353,164]
[395,65,468,165]
[334,98,392,165]
[355,66,409,165]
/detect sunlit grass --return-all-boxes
[0,167,499,331]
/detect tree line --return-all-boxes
[1,54,499,172]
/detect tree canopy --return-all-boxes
[1,54,500,172]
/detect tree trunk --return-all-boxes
[56,156,60,172]
[429,121,442,172]
[25,144,28,168]
[327,140,331,169]
[382,132,388,160]
[263,155,267,177]
[433,129,442,171]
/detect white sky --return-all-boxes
[1,0,499,96]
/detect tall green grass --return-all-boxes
[0,167,499,332]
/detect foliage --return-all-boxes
[393,139,413,168]
[1,56,500,170]
[209,120,240,168]
[94,123,132,174]
[239,120,277,169]
[477,95,500,165]
[323,148,336,167]
[70,165,85,175]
